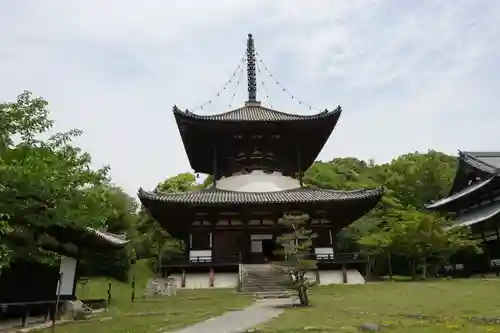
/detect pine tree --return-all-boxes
[275,213,317,306]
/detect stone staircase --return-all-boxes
[240,264,296,299]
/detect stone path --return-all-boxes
[165,298,295,333]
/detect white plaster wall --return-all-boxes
[57,256,77,296]
[184,273,210,289]
[318,270,344,285]
[169,274,182,289]
[189,250,212,262]
[216,171,300,192]
[346,269,366,284]
[213,273,238,288]
[305,271,317,282]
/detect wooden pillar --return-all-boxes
[209,268,215,287]
[314,269,320,285]
[341,264,347,284]
[482,231,491,273]
[107,282,112,306]
[212,145,217,188]
[22,308,29,327]
[297,145,303,186]
[365,259,372,281]
[181,269,186,288]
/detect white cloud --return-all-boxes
[1,0,500,195]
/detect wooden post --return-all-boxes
[131,275,136,302]
[341,264,347,284]
[51,272,63,333]
[297,145,303,186]
[181,269,186,288]
[107,282,112,307]
[209,268,215,287]
[213,146,218,188]
[22,308,29,328]
[314,269,320,285]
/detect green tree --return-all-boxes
[382,208,478,279]
[275,214,317,306]
[0,91,128,274]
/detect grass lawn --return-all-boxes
[258,279,500,333]
[39,261,252,333]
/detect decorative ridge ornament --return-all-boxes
[246,33,258,103]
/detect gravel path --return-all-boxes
[165,298,295,333]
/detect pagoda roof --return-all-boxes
[138,186,382,205]
[173,105,342,176]
[174,104,341,122]
[138,186,383,237]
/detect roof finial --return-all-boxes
[246,33,258,105]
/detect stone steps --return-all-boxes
[241,264,293,296]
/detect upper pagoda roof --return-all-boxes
[425,151,500,212]
[174,104,341,122]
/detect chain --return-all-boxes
[256,52,320,111]
[256,59,272,108]
[188,55,246,112]
[228,57,246,109]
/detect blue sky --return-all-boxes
[1,0,500,195]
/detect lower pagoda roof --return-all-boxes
[138,187,382,205]
[138,186,383,237]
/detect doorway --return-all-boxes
[262,239,275,261]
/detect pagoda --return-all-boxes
[425,151,500,276]
[138,34,383,288]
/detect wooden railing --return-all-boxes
[161,254,242,267]
[312,252,368,264]
[160,252,366,267]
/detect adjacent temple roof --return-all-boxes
[425,151,500,212]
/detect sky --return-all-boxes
[1,0,500,196]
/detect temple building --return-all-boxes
[138,34,383,289]
[425,151,500,275]
[0,224,128,325]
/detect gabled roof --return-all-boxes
[425,177,496,211]
[425,151,500,212]
[452,199,500,228]
[173,104,341,122]
[84,227,129,247]
[460,151,500,174]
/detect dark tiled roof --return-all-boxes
[138,187,383,205]
[85,227,129,246]
[425,177,495,211]
[461,151,500,174]
[173,104,341,122]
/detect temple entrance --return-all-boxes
[262,239,276,261]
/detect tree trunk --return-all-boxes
[387,253,393,280]
[422,256,428,280]
[410,259,417,280]
[298,286,309,306]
